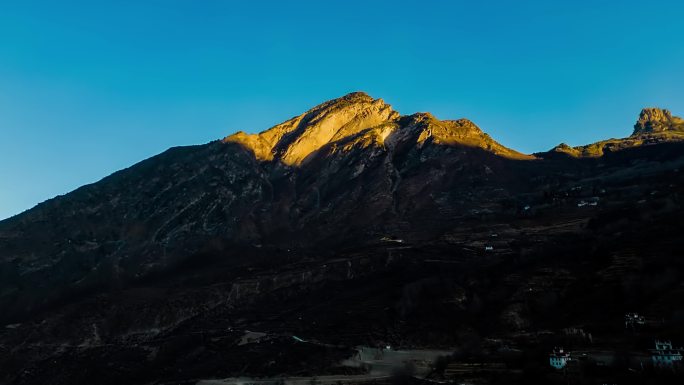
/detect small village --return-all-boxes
[548,339,683,371]
[540,312,683,384]
[194,309,684,385]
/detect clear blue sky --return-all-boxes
[1,0,683,220]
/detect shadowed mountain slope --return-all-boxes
[2,93,683,324]
[0,93,538,322]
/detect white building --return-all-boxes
[549,347,571,369]
[624,312,645,329]
[651,340,683,368]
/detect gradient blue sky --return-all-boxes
[1,0,683,220]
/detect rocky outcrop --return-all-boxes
[405,113,532,159]
[633,107,684,135]
[546,107,684,157]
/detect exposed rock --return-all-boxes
[545,107,684,157]
[406,113,533,159]
[223,92,532,166]
[633,107,684,135]
[224,92,399,165]
[550,142,581,157]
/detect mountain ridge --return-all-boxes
[224,92,533,165]
[224,92,684,162]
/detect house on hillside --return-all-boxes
[549,347,571,369]
[651,340,683,368]
[625,312,645,329]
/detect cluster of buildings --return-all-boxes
[550,312,682,371]
[651,340,683,368]
[549,340,683,371]
[549,347,571,369]
[576,200,598,207]
[624,312,646,329]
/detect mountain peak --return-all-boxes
[393,112,529,159]
[335,91,373,102]
[632,107,684,135]
[224,92,398,165]
[224,93,534,164]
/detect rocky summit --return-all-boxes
[634,107,684,135]
[224,92,530,164]
[548,107,684,158]
[1,93,684,385]
[224,92,400,165]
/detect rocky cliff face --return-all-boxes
[224,92,399,165]
[2,93,684,384]
[224,92,530,164]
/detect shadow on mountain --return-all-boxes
[2,96,684,383]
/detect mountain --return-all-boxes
[2,93,684,385]
[0,92,535,322]
[225,92,531,164]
